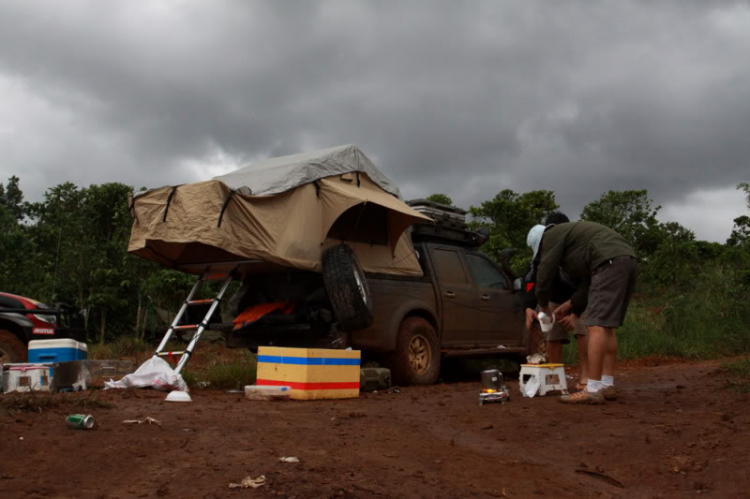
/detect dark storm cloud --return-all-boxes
[0,0,748,239]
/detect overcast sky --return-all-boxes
[1,1,748,241]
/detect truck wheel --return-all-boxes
[0,329,27,364]
[391,317,440,385]
[322,244,374,332]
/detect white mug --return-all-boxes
[538,312,555,333]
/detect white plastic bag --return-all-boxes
[104,356,188,392]
[523,376,541,398]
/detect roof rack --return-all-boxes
[407,199,467,224]
[406,199,487,248]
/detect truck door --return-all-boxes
[463,252,523,346]
[428,246,479,347]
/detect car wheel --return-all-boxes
[390,317,440,385]
[322,244,374,332]
[0,329,27,364]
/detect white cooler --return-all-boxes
[2,363,59,393]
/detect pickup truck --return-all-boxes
[351,238,534,384]
[225,232,539,385]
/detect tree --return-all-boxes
[727,183,750,247]
[0,200,33,293]
[740,182,750,208]
[469,189,559,274]
[79,183,140,342]
[426,193,454,206]
[580,189,664,258]
[0,175,25,221]
[645,221,698,290]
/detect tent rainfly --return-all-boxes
[127,144,433,277]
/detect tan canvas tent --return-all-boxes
[128,145,432,276]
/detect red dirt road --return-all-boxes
[1,359,749,499]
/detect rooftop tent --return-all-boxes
[127,145,432,277]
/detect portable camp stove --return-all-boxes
[479,369,510,406]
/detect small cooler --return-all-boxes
[28,339,88,363]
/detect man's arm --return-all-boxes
[535,234,566,308]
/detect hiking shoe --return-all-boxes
[601,386,617,401]
[559,390,605,404]
[573,381,587,392]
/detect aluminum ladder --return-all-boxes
[154,267,235,374]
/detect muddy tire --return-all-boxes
[0,329,27,364]
[390,317,440,385]
[322,244,374,332]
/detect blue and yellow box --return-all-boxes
[256,346,361,400]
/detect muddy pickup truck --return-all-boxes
[351,236,531,384]
[225,221,536,385]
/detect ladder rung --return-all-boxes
[187,299,215,305]
[157,351,186,356]
[174,324,200,330]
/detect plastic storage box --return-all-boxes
[256,346,360,400]
[28,339,88,363]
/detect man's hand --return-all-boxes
[525,308,538,330]
[553,300,572,321]
[559,312,578,331]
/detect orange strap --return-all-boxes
[232,301,296,330]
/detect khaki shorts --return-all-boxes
[584,255,638,328]
[543,301,587,344]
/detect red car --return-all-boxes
[0,292,86,363]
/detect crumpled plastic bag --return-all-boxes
[104,356,188,392]
[526,353,547,365]
[523,376,541,398]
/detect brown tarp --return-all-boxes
[128,172,432,276]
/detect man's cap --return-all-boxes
[527,224,546,260]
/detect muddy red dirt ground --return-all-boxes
[1,359,749,499]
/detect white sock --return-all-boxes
[601,375,614,387]
[586,379,602,393]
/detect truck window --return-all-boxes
[432,249,468,284]
[465,253,508,290]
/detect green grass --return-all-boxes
[723,358,750,393]
[89,336,153,360]
[562,280,750,365]
[724,358,750,377]
[87,335,256,390]
[0,391,113,415]
[182,351,257,390]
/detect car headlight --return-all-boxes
[32,313,57,324]
[33,304,57,325]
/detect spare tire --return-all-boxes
[322,244,374,332]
